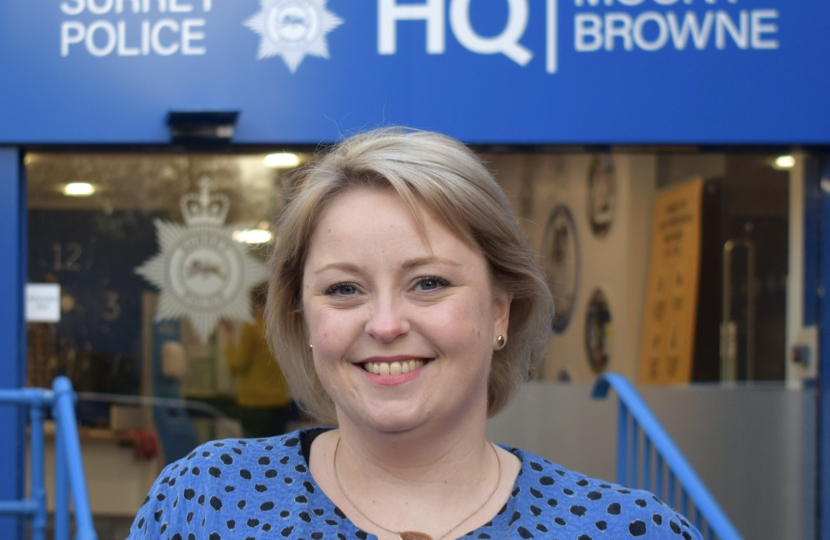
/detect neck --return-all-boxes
[333,388,492,483]
[326,403,501,540]
[336,414,490,485]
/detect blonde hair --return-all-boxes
[265,127,553,424]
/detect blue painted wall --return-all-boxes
[0,148,25,539]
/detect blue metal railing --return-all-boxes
[592,373,743,540]
[0,376,97,540]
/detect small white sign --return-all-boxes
[25,283,61,323]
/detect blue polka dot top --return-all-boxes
[127,429,704,540]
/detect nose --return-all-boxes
[364,295,410,343]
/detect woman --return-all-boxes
[128,128,702,540]
[221,284,292,438]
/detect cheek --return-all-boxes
[307,306,337,344]
[306,303,363,356]
[427,295,495,343]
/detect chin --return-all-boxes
[339,405,432,434]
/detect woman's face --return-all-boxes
[302,187,511,434]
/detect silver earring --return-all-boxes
[309,343,313,350]
[496,335,505,349]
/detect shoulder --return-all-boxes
[126,429,316,540]
[507,448,703,540]
[178,429,308,475]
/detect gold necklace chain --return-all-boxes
[332,435,502,540]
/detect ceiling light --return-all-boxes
[264,153,300,168]
[63,182,95,196]
[233,229,273,244]
[774,155,795,169]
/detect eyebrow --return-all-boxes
[401,256,463,270]
[313,262,363,275]
[312,256,462,275]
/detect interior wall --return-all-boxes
[488,153,656,382]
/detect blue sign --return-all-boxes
[0,0,827,144]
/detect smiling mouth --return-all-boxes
[362,360,428,375]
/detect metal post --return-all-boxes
[631,420,639,488]
[656,454,664,500]
[28,406,46,540]
[54,421,68,540]
[53,377,97,540]
[668,471,676,510]
[617,401,628,486]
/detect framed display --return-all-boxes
[542,205,579,334]
[585,289,612,375]
[587,154,615,238]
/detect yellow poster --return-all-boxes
[638,178,704,384]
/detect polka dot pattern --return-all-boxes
[127,429,703,539]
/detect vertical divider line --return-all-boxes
[29,406,46,540]
[631,420,639,488]
[546,0,558,73]
[54,419,68,540]
[681,489,689,519]
[617,401,628,486]
[656,454,664,500]
[668,471,676,510]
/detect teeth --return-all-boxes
[363,360,425,375]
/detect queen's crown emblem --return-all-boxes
[180,178,230,226]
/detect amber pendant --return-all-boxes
[399,532,433,540]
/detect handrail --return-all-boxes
[75,391,232,419]
[0,377,97,540]
[53,377,97,540]
[592,373,743,540]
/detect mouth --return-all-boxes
[361,359,429,375]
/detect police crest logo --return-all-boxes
[135,179,267,342]
[245,0,344,73]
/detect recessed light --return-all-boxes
[63,182,95,196]
[774,155,795,169]
[232,229,273,244]
[264,153,300,168]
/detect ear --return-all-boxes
[492,290,513,342]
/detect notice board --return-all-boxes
[639,178,704,384]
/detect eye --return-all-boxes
[414,276,450,292]
[325,282,358,296]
